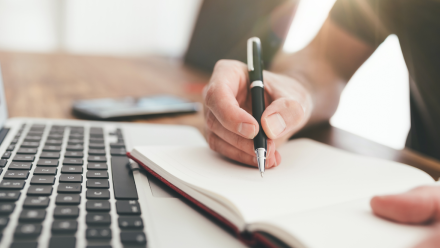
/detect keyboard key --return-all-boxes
[90,138,104,143]
[0,191,20,201]
[24,136,41,141]
[90,127,104,134]
[53,206,79,218]
[43,146,61,152]
[37,159,58,167]
[119,217,144,229]
[65,151,83,158]
[45,140,62,145]
[58,183,82,193]
[111,157,138,200]
[9,162,32,170]
[0,217,9,229]
[0,180,25,189]
[6,145,15,151]
[87,179,109,189]
[88,156,107,162]
[33,167,57,175]
[52,220,78,233]
[14,224,42,237]
[10,242,38,248]
[47,134,63,140]
[87,163,108,170]
[13,155,35,162]
[21,142,39,148]
[110,142,125,148]
[120,232,147,245]
[86,213,111,225]
[0,159,7,167]
[89,143,105,149]
[68,139,83,145]
[40,152,60,159]
[63,158,83,165]
[87,171,108,179]
[110,148,126,156]
[27,131,43,135]
[49,236,76,248]
[60,174,82,183]
[56,194,81,205]
[89,149,105,155]
[86,189,110,199]
[10,138,19,144]
[66,144,83,151]
[17,148,37,154]
[69,133,83,139]
[31,175,55,185]
[0,203,15,214]
[86,200,110,212]
[0,168,2,175]
[27,186,52,196]
[4,170,29,179]
[2,152,11,159]
[86,227,111,240]
[116,201,141,215]
[23,197,50,208]
[61,166,83,174]
[19,209,46,222]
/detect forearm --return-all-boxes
[271,48,345,126]
[270,18,375,126]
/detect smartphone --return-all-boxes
[72,95,201,120]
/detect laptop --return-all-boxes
[0,67,245,248]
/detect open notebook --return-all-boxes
[127,138,435,248]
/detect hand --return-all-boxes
[371,186,440,248]
[203,60,313,168]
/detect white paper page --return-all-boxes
[134,139,434,224]
[249,198,434,248]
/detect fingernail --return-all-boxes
[238,123,256,138]
[265,113,286,137]
[253,157,258,165]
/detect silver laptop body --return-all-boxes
[0,67,244,248]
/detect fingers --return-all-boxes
[370,186,440,224]
[204,60,259,139]
[206,110,277,159]
[206,131,280,168]
[414,229,440,248]
[261,98,306,139]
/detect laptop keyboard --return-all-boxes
[0,123,146,248]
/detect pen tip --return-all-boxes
[260,172,264,178]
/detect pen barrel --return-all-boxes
[251,86,267,150]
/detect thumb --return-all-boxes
[370,186,440,224]
[261,98,306,139]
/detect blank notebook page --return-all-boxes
[135,139,433,224]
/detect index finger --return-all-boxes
[204,60,259,139]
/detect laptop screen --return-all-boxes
[0,66,9,128]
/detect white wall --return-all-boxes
[0,0,410,149]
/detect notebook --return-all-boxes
[127,138,435,248]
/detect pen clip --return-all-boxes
[247,37,261,72]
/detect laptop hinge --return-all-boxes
[0,128,10,146]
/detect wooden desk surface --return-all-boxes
[2,51,440,179]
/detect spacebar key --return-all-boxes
[111,157,138,200]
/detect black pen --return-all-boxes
[247,37,267,178]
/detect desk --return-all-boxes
[2,51,440,180]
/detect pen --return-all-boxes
[247,37,267,178]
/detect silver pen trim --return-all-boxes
[250,80,264,89]
[255,148,266,177]
[247,37,261,71]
